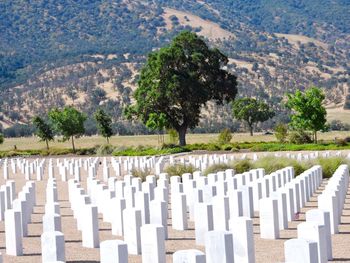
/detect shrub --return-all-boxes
[218,128,232,144]
[253,157,309,175]
[164,164,196,177]
[96,144,115,155]
[0,134,3,144]
[312,157,349,178]
[289,131,313,144]
[274,123,288,143]
[233,159,253,173]
[204,163,232,175]
[130,167,152,182]
[334,138,348,146]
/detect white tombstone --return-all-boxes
[259,198,279,239]
[297,222,327,263]
[43,213,62,232]
[141,224,166,263]
[171,193,188,230]
[205,231,234,263]
[305,209,332,260]
[82,205,99,248]
[100,240,128,263]
[173,249,206,263]
[5,209,22,256]
[284,238,318,263]
[212,195,230,231]
[228,189,243,218]
[123,208,142,255]
[229,216,255,263]
[317,193,339,234]
[194,203,214,245]
[150,200,168,239]
[41,231,65,262]
[135,192,150,224]
[111,197,126,236]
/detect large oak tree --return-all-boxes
[125,31,238,146]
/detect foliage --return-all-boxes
[125,31,238,146]
[32,116,54,149]
[130,167,152,182]
[232,98,274,136]
[286,87,327,143]
[113,146,190,156]
[288,130,313,144]
[167,129,179,144]
[312,157,349,178]
[0,133,3,144]
[203,163,232,175]
[329,120,350,131]
[218,128,232,144]
[49,107,86,152]
[96,144,116,156]
[233,159,254,173]
[94,109,113,143]
[146,113,167,145]
[274,123,288,143]
[164,164,196,177]
[3,124,35,137]
[253,157,309,175]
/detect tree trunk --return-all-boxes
[249,124,254,136]
[178,126,187,146]
[45,139,49,150]
[71,136,76,152]
[106,137,110,144]
[314,131,318,144]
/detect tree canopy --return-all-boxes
[125,31,238,145]
[286,87,327,143]
[48,107,86,151]
[94,108,113,144]
[32,116,54,150]
[232,98,274,136]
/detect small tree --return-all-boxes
[94,109,113,144]
[232,98,275,136]
[286,87,327,143]
[218,128,232,144]
[145,113,167,146]
[0,133,3,145]
[32,116,54,150]
[274,123,288,143]
[49,107,86,152]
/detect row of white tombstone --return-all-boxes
[0,156,348,263]
[1,156,167,182]
[259,165,323,239]
[5,181,36,256]
[41,178,66,262]
[284,164,349,263]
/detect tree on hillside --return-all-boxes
[48,107,86,152]
[286,87,327,143]
[124,31,238,146]
[32,116,54,150]
[94,108,113,144]
[232,98,275,136]
[0,133,3,145]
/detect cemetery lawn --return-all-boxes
[0,131,350,157]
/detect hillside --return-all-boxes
[0,0,349,135]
